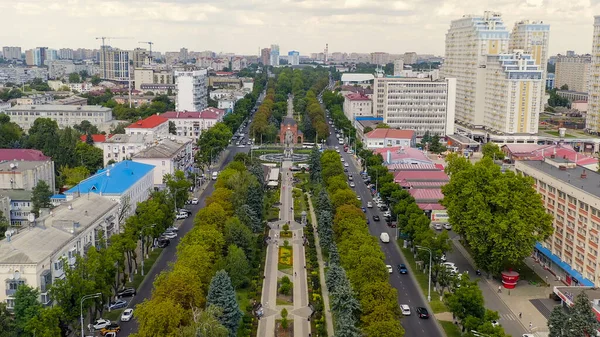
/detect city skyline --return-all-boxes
[1,1,599,56]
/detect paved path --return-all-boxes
[257,160,311,337]
[306,192,335,336]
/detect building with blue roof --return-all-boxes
[65,160,155,217]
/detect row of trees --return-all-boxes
[222,70,267,133]
[250,87,279,142]
[134,155,267,336]
[314,149,405,336]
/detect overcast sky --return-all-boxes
[1,0,598,56]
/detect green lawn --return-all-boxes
[440,320,462,337]
[545,130,577,138]
[126,248,163,290]
[398,240,448,313]
[292,189,307,222]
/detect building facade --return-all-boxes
[343,93,373,120]
[288,51,300,66]
[0,160,55,191]
[370,52,390,65]
[261,48,271,66]
[2,105,113,131]
[555,54,591,93]
[134,68,174,91]
[162,108,225,140]
[483,52,543,134]
[99,46,130,80]
[124,115,169,141]
[403,52,418,65]
[270,45,280,66]
[175,70,208,112]
[2,47,21,61]
[509,20,550,77]
[25,48,47,67]
[364,129,416,149]
[587,16,600,132]
[132,139,194,187]
[374,76,456,137]
[102,134,152,166]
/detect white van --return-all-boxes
[212,171,218,180]
[380,233,390,243]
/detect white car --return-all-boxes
[161,231,177,239]
[401,304,411,316]
[121,308,133,322]
[380,233,390,243]
[491,320,500,327]
[386,265,393,273]
[367,202,373,208]
[356,196,361,201]
[344,162,349,167]
[433,223,443,230]
[383,210,391,217]
[349,182,355,188]
[89,319,111,331]
[191,198,199,205]
[176,212,187,220]
[440,253,447,262]
[443,223,452,230]
[341,157,345,162]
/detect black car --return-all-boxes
[416,307,430,319]
[398,264,408,274]
[157,238,170,248]
[373,215,380,221]
[117,287,136,297]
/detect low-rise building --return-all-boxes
[0,149,50,162]
[134,68,174,91]
[208,76,242,89]
[133,139,193,188]
[54,96,88,106]
[124,114,169,141]
[101,134,153,166]
[2,105,113,131]
[0,159,55,191]
[343,93,373,120]
[354,117,384,142]
[0,194,120,308]
[79,134,108,149]
[0,189,34,227]
[161,108,225,140]
[373,146,432,165]
[65,160,154,218]
[0,101,10,113]
[15,94,54,105]
[364,129,416,149]
[340,73,374,87]
[501,144,598,169]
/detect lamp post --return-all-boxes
[80,292,102,337]
[140,224,156,276]
[416,245,432,302]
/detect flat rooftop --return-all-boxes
[519,160,600,198]
[6,105,110,112]
[0,160,48,172]
[133,139,188,159]
[554,286,600,313]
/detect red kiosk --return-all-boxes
[501,270,520,289]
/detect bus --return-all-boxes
[302,143,316,149]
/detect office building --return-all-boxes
[371,52,390,65]
[162,108,225,140]
[3,105,112,131]
[134,68,174,91]
[364,129,416,149]
[175,69,208,112]
[261,48,271,65]
[2,47,21,61]
[516,158,600,287]
[270,45,280,66]
[132,139,194,187]
[99,46,130,80]
[0,194,120,308]
[288,51,300,66]
[555,54,591,92]
[442,11,510,128]
[373,75,456,137]
[403,52,418,65]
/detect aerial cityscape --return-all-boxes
[2,5,600,337]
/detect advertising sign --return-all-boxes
[431,210,449,223]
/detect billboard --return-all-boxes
[431,210,449,223]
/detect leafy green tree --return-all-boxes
[14,285,41,336]
[223,217,254,257]
[59,165,90,187]
[31,180,52,217]
[428,135,446,154]
[548,305,569,337]
[91,75,101,85]
[224,245,250,288]
[73,120,100,135]
[206,270,243,337]
[68,72,81,83]
[27,118,60,160]
[24,306,65,337]
[280,308,289,329]
[74,142,104,173]
[446,275,485,322]
[0,301,15,337]
[441,157,553,274]
[195,122,233,171]
[164,170,192,210]
[189,306,229,337]
[481,143,505,160]
[0,114,23,149]
[135,297,188,336]
[109,123,127,134]
[55,126,79,168]
[375,123,390,129]
[0,211,8,240]
[567,291,600,336]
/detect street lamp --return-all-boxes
[140,224,156,276]
[416,245,432,302]
[80,292,102,337]
[171,186,188,214]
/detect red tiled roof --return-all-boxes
[505,144,597,166]
[345,93,371,101]
[374,147,431,164]
[126,115,168,129]
[417,203,446,211]
[365,129,415,139]
[79,134,107,143]
[162,107,224,119]
[394,170,449,183]
[409,189,444,201]
[386,164,438,171]
[400,181,447,188]
[215,71,235,76]
[0,149,50,161]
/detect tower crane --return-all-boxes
[95,37,132,78]
[138,41,154,62]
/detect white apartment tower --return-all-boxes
[484,52,543,134]
[509,20,550,76]
[442,11,510,128]
[587,16,600,132]
[175,70,208,112]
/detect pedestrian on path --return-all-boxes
[529,322,532,330]
[498,285,502,293]
[519,312,522,319]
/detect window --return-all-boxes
[580,201,589,212]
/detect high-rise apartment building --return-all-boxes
[134,68,174,91]
[99,46,130,80]
[261,48,271,65]
[442,11,510,128]
[59,48,74,60]
[373,74,457,137]
[509,20,550,76]
[179,48,188,62]
[25,47,48,66]
[2,47,21,61]
[403,52,418,65]
[131,48,150,68]
[175,70,208,112]
[370,52,390,65]
[393,59,404,76]
[555,54,591,92]
[483,52,543,134]
[270,45,280,66]
[288,51,300,66]
[587,16,600,132]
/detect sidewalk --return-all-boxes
[452,239,556,335]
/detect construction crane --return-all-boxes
[138,41,154,63]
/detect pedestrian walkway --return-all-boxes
[257,160,311,337]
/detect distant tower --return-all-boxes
[324,43,329,63]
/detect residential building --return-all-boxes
[65,160,154,217]
[58,48,73,60]
[140,83,176,95]
[0,101,10,113]
[241,78,254,91]
[161,108,225,140]
[99,46,130,81]
[0,159,55,191]
[47,60,99,80]
[132,139,194,187]
[48,81,93,94]
[364,129,416,149]
[124,114,169,141]
[231,57,248,71]
[343,93,372,120]
[516,158,600,287]
[393,59,404,76]
[374,146,432,165]
[557,90,588,102]
[509,20,550,77]
[15,94,54,105]
[175,70,208,112]
[442,11,510,128]
[134,68,174,91]
[102,134,153,166]
[54,96,88,106]
[587,16,600,132]
[373,75,456,137]
[288,51,300,66]
[354,117,384,141]
[483,52,543,134]
[547,73,556,90]
[2,47,21,61]
[208,76,242,89]
[209,89,246,101]
[0,149,49,162]
[555,54,591,92]
[0,67,48,85]
[371,52,390,65]
[2,105,113,131]
[79,134,108,149]
[25,47,48,67]
[130,48,150,68]
[270,45,280,66]
[0,194,120,308]
[0,190,34,227]
[261,48,271,66]
[403,52,418,65]
[179,48,189,62]
[502,144,598,169]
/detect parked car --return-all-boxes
[100,323,121,336]
[107,300,127,311]
[121,308,134,322]
[356,195,361,201]
[344,162,349,167]
[157,238,170,248]
[166,226,179,232]
[443,223,452,230]
[161,231,177,240]
[492,320,500,327]
[176,212,188,220]
[386,265,393,273]
[116,287,136,297]
[433,223,443,230]
[398,264,408,274]
[373,215,380,221]
[367,201,373,208]
[440,253,447,262]
[178,209,192,216]
[349,182,355,188]
[401,304,411,316]
[89,319,111,331]
[416,307,430,319]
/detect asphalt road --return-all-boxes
[323,122,444,337]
